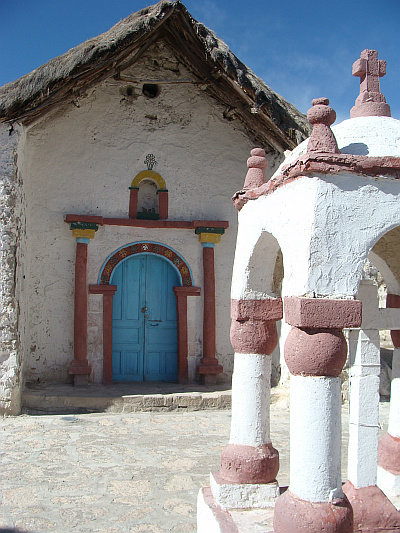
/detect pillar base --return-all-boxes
[68,361,91,387]
[197,358,223,381]
[220,443,279,484]
[343,480,400,531]
[378,466,400,503]
[210,471,279,509]
[379,433,400,477]
[274,490,353,533]
[197,486,275,533]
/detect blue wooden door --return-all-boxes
[111,254,179,382]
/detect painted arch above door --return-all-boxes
[99,241,193,287]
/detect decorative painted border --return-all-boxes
[131,170,166,189]
[98,242,193,286]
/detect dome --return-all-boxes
[332,116,400,157]
[271,115,400,181]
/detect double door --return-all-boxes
[111,254,179,381]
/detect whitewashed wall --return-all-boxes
[17,42,283,384]
[0,123,23,413]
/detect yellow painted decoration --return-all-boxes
[131,170,166,189]
[72,228,96,240]
[198,232,221,244]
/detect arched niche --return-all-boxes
[129,169,168,220]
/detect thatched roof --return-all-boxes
[0,0,311,151]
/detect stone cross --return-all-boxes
[351,49,391,118]
[353,49,386,94]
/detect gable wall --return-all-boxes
[17,42,284,384]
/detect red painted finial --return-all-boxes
[306,98,340,154]
[350,49,391,118]
[243,148,268,189]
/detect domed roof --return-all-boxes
[332,116,400,157]
[272,115,400,180]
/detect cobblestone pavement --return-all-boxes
[0,401,390,533]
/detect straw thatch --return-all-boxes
[0,0,310,150]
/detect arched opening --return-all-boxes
[245,230,284,386]
[110,254,179,382]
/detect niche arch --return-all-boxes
[129,169,169,220]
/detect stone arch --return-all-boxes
[99,241,193,286]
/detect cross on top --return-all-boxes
[350,49,391,118]
[353,49,386,94]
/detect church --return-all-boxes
[0,0,309,414]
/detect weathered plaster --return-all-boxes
[0,123,22,414]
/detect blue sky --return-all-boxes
[1,0,399,122]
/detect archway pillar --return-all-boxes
[173,286,201,384]
[342,281,400,531]
[68,222,98,386]
[211,297,282,509]
[378,294,400,502]
[274,296,361,533]
[89,284,118,384]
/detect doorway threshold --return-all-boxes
[22,381,231,415]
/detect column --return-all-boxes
[210,298,282,509]
[128,187,139,218]
[173,286,201,384]
[195,228,224,384]
[89,284,117,384]
[157,189,168,219]
[274,297,362,533]
[68,222,98,386]
[378,294,400,502]
[343,283,400,531]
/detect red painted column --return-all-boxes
[174,286,201,384]
[68,241,92,385]
[129,188,139,218]
[197,244,223,384]
[89,284,117,384]
[157,190,168,220]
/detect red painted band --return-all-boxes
[387,294,400,347]
[66,215,229,230]
[378,433,400,476]
[232,153,400,210]
[220,443,279,484]
[274,490,353,533]
[284,326,347,377]
[231,298,283,322]
[284,296,362,329]
[230,319,278,355]
[342,481,400,532]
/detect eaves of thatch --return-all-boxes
[0,0,311,151]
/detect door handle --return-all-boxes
[141,307,148,313]
[149,323,159,327]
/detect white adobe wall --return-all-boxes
[0,123,24,414]
[18,42,284,384]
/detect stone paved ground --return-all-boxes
[0,402,390,533]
